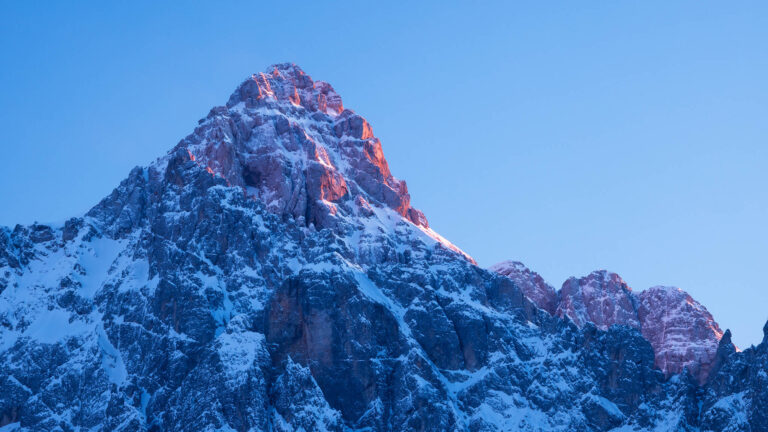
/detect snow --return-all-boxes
[416,224,475,263]
[22,309,90,344]
[211,288,234,337]
[587,394,625,419]
[444,367,493,394]
[216,329,266,381]
[78,237,125,298]
[710,391,748,422]
[97,322,128,386]
[0,234,105,351]
[351,269,414,340]
[471,390,555,431]
[140,389,151,419]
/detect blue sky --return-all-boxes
[1,1,766,347]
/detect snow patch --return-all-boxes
[216,329,266,381]
[22,309,90,344]
[97,323,128,386]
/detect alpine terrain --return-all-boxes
[1,64,766,432]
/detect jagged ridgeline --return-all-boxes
[1,64,766,431]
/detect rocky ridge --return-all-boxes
[490,262,725,384]
[0,63,765,431]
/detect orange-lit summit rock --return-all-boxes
[178,63,429,232]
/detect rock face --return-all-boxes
[491,265,725,384]
[489,260,557,314]
[0,63,765,431]
[637,286,724,383]
[179,63,428,231]
[557,271,641,330]
[700,326,768,431]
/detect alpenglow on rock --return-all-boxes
[490,264,726,384]
[489,260,557,314]
[1,63,766,431]
[557,270,642,330]
[182,63,429,231]
[637,286,724,382]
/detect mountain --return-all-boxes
[1,63,766,431]
[490,264,725,384]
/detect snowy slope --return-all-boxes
[1,63,765,431]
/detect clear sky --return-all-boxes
[1,2,766,347]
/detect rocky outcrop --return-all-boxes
[699,325,768,431]
[488,260,557,314]
[174,62,429,231]
[491,265,726,384]
[557,270,641,330]
[637,286,724,383]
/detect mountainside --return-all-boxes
[490,263,725,384]
[1,63,766,432]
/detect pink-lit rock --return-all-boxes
[176,63,428,229]
[488,261,557,314]
[491,264,726,382]
[556,270,641,329]
[638,286,724,383]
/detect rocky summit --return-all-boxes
[0,63,766,431]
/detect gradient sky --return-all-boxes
[1,2,766,347]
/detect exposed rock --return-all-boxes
[491,267,726,384]
[638,286,723,383]
[488,260,557,314]
[701,328,767,431]
[557,270,640,330]
[1,63,765,432]
[764,320,768,344]
[179,62,430,231]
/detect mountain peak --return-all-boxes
[268,61,306,75]
[585,270,630,289]
[720,329,733,346]
[763,320,768,344]
[171,63,411,226]
[557,269,638,329]
[227,63,343,115]
[156,63,472,261]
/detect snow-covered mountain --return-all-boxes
[1,63,766,431]
[490,263,725,384]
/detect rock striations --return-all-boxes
[0,63,765,431]
[637,286,724,383]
